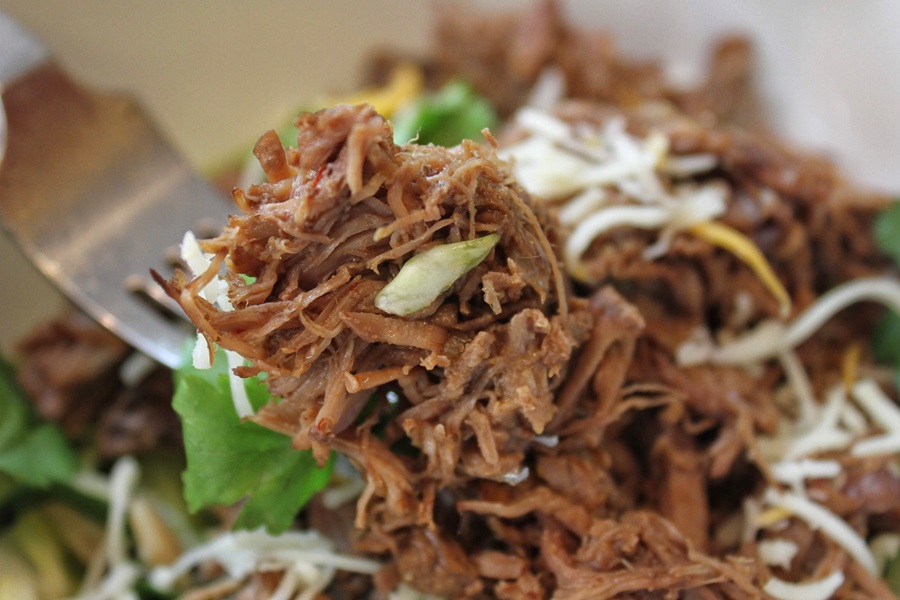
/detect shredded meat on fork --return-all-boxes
[160,104,594,537]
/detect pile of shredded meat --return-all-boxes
[162,93,898,597]
[162,2,900,595]
[160,104,595,537]
[16,2,900,599]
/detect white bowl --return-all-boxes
[1,0,898,353]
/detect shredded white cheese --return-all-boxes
[684,276,900,366]
[839,401,869,436]
[499,108,726,282]
[781,385,851,461]
[180,231,229,306]
[852,433,900,457]
[847,379,900,455]
[757,538,799,570]
[149,528,381,595]
[557,186,607,227]
[526,66,566,110]
[191,333,212,370]
[851,379,900,433]
[67,457,142,600]
[770,459,841,490]
[778,350,818,427]
[500,466,530,485]
[763,488,877,574]
[181,229,255,418]
[763,570,844,600]
[180,229,233,314]
[225,349,254,419]
[389,583,446,600]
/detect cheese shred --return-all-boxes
[763,488,877,574]
[763,571,844,600]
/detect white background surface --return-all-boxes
[2,1,899,352]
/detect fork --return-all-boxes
[0,12,234,369]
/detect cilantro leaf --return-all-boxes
[873,201,900,370]
[0,425,78,487]
[874,201,900,265]
[873,310,900,368]
[392,80,498,147]
[887,548,900,595]
[0,360,77,488]
[172,368,332,534]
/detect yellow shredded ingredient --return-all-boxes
[756,506,793,528]
[688,221,792,318]
[841,344,862,392]
[325,62,423,118]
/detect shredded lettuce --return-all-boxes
[392,80,498,146]
[173,352,333,534]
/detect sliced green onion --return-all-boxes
[375,234,500,316]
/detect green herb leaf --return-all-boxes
[0,425,78,488]
[886,547,900,595]
[874,200,900,265]
[173,366,332,534]
[0,360,77,488]
[873,310,900,368]
[872,201,900,371]
[392,80,498,147]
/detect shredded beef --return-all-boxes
[161,94,898,597]
[160,105,594,543]
[434,0,760,127]
[20,3,895,598]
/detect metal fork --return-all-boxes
[0,13,233,368]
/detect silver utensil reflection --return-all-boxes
[0,12,232,368]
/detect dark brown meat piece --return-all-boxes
[15,309,180,457]
[16,309,129,436]
[434,0,760,127]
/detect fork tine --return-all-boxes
[0,56,233,368]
